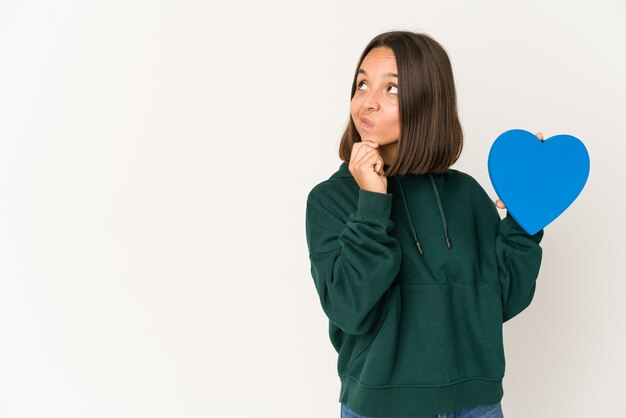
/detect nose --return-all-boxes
[361,89,380,111]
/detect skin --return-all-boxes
[348,47,399,194]
[350,47,400,168]
[348,46,545,208]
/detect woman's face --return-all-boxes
[350,47,400,148]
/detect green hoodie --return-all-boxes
[305,161,544,416]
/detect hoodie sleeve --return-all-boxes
[305,186,402,336]
[496,211,544,323]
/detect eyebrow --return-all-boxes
[358,69,398,78]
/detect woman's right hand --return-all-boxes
[348,140,388,194]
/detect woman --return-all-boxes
[305,31,545,417]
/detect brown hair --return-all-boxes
[339,31,463,175]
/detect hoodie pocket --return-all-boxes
[348,282,505,387]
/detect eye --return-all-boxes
[356,80,398,94]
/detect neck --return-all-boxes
[379,141,398,166]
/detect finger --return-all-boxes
[352,142,378,165]
[352,143,371,165]
[366,152,384,175]
[536,132,544,141]
[357,149,382,174]
[361,141,382,173]
[354,141,379,162]
[374,158,382,175]
[376,156,385,175]
[350,142,367,164]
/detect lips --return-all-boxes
[360,117,374,127]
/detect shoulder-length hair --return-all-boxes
[339,31,463,176]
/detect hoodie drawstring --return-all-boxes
[394,174,452,255]
[428,174,452,250]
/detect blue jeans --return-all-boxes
[341,402,504,418]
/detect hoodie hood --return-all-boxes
[332,162,452,255]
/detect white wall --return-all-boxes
[0,0,624,417]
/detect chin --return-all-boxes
[359,135,377,143]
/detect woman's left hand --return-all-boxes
[494,131,545,209]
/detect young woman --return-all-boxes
[305,31,545,418]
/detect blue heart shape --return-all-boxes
[488,129,590,235]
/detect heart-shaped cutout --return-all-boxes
[488,129,590,235]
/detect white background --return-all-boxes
[1,1,624,417]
